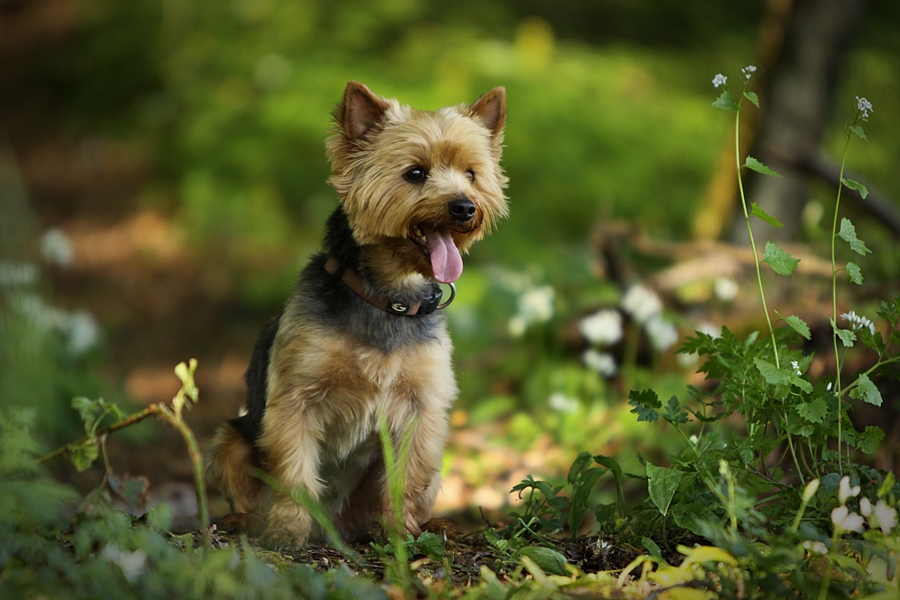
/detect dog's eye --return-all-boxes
[404,167,428,183]
[465,169,475,182]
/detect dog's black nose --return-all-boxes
[448,198,476,222]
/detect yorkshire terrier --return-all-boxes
[209,81,508,548]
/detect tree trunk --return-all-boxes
[729,0,866,244]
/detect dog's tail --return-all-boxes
[208,422,265,514]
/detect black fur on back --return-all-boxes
[234,206,447,443]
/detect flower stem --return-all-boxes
[734,100,780,368]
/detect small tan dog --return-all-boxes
[209,81,508,548]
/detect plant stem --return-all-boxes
[830,128,854,474]
[734,101,779,368]
[37,405,161,465]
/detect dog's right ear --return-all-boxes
[336,81,391,141]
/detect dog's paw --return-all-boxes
[421,516,460,540]
[216,512,251,534]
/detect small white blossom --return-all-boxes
[103,544,147,583]
[621,284,662,324]
[831,505,865,533]
[826,382,833,392]
[860,496,872,517]
[872,499,898,534]
[548,392,579,414]
[508,315,526,339]
[741,65,757,81]
[0,261,38,288]
[518,286,555,324]
[841,311,876,336]
[645,315,679,352]
[39,228,74,267]
[712,74,727,88]
[713,277,739,302]
[856,96,873,119]
[578,309,623,346]
[838,476,861,504]
[802,540,828,555]
[791,360,801,376]
[582,349,617,377]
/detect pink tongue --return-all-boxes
[423,226,463,284]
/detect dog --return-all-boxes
[209,81,508,548]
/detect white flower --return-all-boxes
[802,479,820,504]
[826,382,833,392]
[741,65,757,81]
[791,360,801,376]
[872,499,898,534]
[621,284,662,324]
[103,543,147,583]
[583,349,617,377]
[66,310,101,355]
[0,261,38,288]
[838,476,861,504]
[712,74,727,88]
[713,277,739,302]
[860,496,872,516]
[802,540,828,555]
[578,309,623,346]
[856,96,873,119]
[831,505,865,533]
[645,315,679,352]
[39,228,74,267]
[508,315,526,339]
[518,285,555,324]
[841,310,876,336]
[548,392,579,414]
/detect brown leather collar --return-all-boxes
[324,256,454,316]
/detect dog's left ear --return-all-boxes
[337,81,391,141]
[468,87,506,139]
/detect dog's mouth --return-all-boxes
[410,225,463,284]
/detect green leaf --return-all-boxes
[642,537,667,565]
[663,395,690,425]
[628,389,661,422]
[796,398,828,424]
[777,312,811,340]
[518,546,568,576]
[567,452,605,536]
[743,156,782,177]
[750,202,783,228]
[846,262,863,285]
[414,531,445,560]
[838,218,871,255]
[754,357,789,386]
[743,91,760,108]
[712,89,739,112]
[849,125,868,142]
[68,440,99,472]
[850,373,883,407]
[593,454,627,518]
[841,177,869,199]
[856,425,885,454]
[763,241,799,275]
[831,318,857,347]
[646,463,683,517]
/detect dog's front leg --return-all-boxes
[258,404,325,549]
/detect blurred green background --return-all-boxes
[1,0,899,510]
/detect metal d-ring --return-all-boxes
[437,282,456,310]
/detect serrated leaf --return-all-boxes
[743,156,782,177]
[646,463,683,517]
[857,425,885,454]
[69,440,99,472]
[777,312,811,340]
[849,125,868,142]
[754,357,789,386]
[831,318,857,347]
[663,395,690,425]
[851,373,883,407]
[628,389,661,422]
[846,262,863,285]
[712,89,739,111]
[518,546,568,576]
[762,241,799,275]
[750,202,783,227]
[743,91,760,108]
[841,177,869,199]
[838,218,871,255]
[796,398,828,424]
[790,375,813,393]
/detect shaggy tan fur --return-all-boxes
[209,81,507,548]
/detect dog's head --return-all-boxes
[326,81,508,284]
